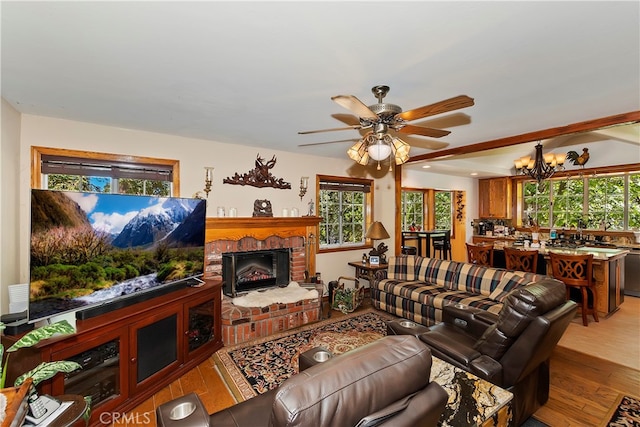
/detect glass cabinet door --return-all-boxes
[51,327,127,412]
[184,292,218,359]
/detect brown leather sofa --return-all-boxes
[419,277,577,426]
[157,335,448,427]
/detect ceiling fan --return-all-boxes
[299,85,474,169]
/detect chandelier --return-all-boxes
[514,143,566,183]
[347,124,410,170]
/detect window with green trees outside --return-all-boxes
[522,172,639,230]
[402,191,424,230]
[318,176,372,249]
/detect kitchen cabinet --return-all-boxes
[478,177,512,219]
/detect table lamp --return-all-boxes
[366,221,390,263]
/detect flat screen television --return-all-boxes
[28,189,207,323]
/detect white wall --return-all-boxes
[1,113,398,312]
[1,99,22,314]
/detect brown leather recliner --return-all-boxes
[418,278,577,427]
[158,335,447,427]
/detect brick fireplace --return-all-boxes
[204,217,322,345]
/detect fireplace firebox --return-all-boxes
[222,249,291,297]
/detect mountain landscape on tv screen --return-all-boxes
[29,190,206,320]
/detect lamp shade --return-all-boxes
[392,137,410,165]
[347,140,370,165]
[365,221,390,240]
[368,140,392,161]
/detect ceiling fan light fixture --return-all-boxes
[392,137,410,165]
[394,151,410,165]
[368,139,392,161]
[300,85,474,168]
[347,140,369,165]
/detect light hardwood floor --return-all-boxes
[558,295,639,370]
[121,297,640,427]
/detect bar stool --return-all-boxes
[549,252,598,327]
[401,246,417,255]
[466,242,494,266]
[504,247,538,273]
[432,231,452,260]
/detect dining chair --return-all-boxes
[466,242,494,267]
[549,252,598,326]
[432,231,452,260]
[504,246,539,273]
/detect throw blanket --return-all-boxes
[232,282,318,307]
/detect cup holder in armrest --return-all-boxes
[399,320,418,328]
[313,350,333,362]
[169,402,197,420]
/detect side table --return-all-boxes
[347,261,388,285]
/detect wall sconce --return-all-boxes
[299,176,309,200]
[204,167,214,198]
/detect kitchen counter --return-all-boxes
[492,241,630,261]
[485,241,628,316]
[473,234,640,250]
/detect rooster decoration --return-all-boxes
[566,148,590,167]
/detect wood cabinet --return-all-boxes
[478,177,512,219]
[5,280,222,426]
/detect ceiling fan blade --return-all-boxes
[331,95,378,120]
[298,138,359,147]
[298,125,362,135]
[396,95,474,122]
[331,113,361,126]
[408,139,449,150]
[393,133,450,150]
[397,124,450,138]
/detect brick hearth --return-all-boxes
[221,295,321,345]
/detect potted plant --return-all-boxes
[1,320,81,389]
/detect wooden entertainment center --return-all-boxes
[3,279,223,426]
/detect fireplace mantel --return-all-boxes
[206,216,322,242]
[205,216,322,280]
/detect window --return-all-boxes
[523,181,550,227]
[318,175,372,251]
[32,147,179,196]
[588,175,625,230]
[434,191,453,230]
[551,179,584,228]
[630,174,640,229]
[401,191,424,230]
[402,188,456,237]
[521,171,639,230]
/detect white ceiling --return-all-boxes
[2,1,639,178]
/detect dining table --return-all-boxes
[401,230,450,258]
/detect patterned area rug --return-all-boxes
[213,308,394,401]
[604,394,640,426]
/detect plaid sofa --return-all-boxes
[371,255,547,326]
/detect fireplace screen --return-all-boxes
[222,249,291,297]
